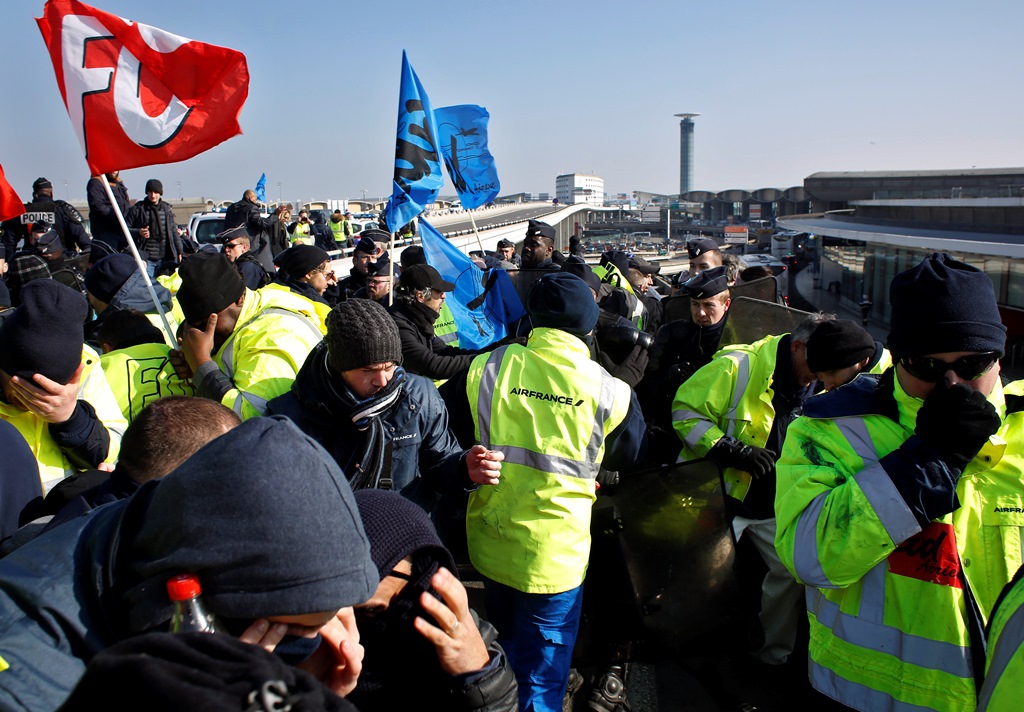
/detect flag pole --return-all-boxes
[467,209,485,255]
[388,231,396,307]
[100,177,176,344]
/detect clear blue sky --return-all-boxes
[3,0,1022,205]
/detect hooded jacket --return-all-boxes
[0,417,377,712]
[85,270,177,348]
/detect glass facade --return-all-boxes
[821,237,1024,322]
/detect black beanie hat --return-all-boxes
[177,252,246,325]
[129,416,379,620]
[274,245,329,280]
[145,178,163,195]
[86,253,139,303]
[0,280,86,383]
[59,632,357,711]
[528,272,600,337]
[400,245,426,268]
[325,299,403,372]
[806,319,876,373]
[354,489,457,581]
[32,177,51,192]
[887,253,1006,359]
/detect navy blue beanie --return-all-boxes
[887,253,1006,359]
[354,489,457,581]
[129,416,379,620]
[528,272,599,337]
[0,280,85,383]
[86,253,139,303]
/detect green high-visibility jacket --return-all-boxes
[465,327,631,594]
[776,374,1024,712]
[672,334,784,501]
[100,342,196,423]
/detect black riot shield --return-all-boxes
[660,294,692,324]
[578,459,739,661]
[729,276,782,305]
[718,296,809,348]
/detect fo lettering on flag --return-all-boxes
[0,164,26,223]
[385,51,443,234]
[36,0,249,175]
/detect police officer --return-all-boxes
[776,253,1020,711]
[1,177,91,259]
[672,312,827,672]
[639,266,731,464]
[444,272,647,712]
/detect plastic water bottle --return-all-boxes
[167,573,221,633]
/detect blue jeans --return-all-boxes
[483,578,584,712]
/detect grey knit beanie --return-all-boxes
[325,299,403,372]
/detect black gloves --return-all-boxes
[882,383,1001,526]
[709,436,777,478]
[915,382,1001,471]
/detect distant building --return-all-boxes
[556,173,605,206]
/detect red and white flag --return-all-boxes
[36,0,249,174]
[0,164,26,223]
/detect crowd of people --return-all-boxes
[0,173,1023,712]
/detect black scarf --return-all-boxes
[303,343,407,490]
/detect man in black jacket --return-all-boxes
[223,189,282,273]
[638,265,732,456]
[126,179,182,278]
[268,298,501,516]
[86,172,133,251]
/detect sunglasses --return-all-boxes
[900,352,1000,382]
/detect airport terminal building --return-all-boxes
[777,168,1024,364]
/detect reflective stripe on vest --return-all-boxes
[792,417,921,588]
[723,350,751,438]
[979,589,1024,710]
[808,583,974,680]
[672,410,716,451]
[220,307,323,416]
[475,344,619,480]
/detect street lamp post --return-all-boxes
[277,182,282,203]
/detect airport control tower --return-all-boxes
[675,113,700,195]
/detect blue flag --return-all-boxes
[419,219,525,349]
[385,52,443,233]
[434,105,499,210]
[254,173,266,203]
